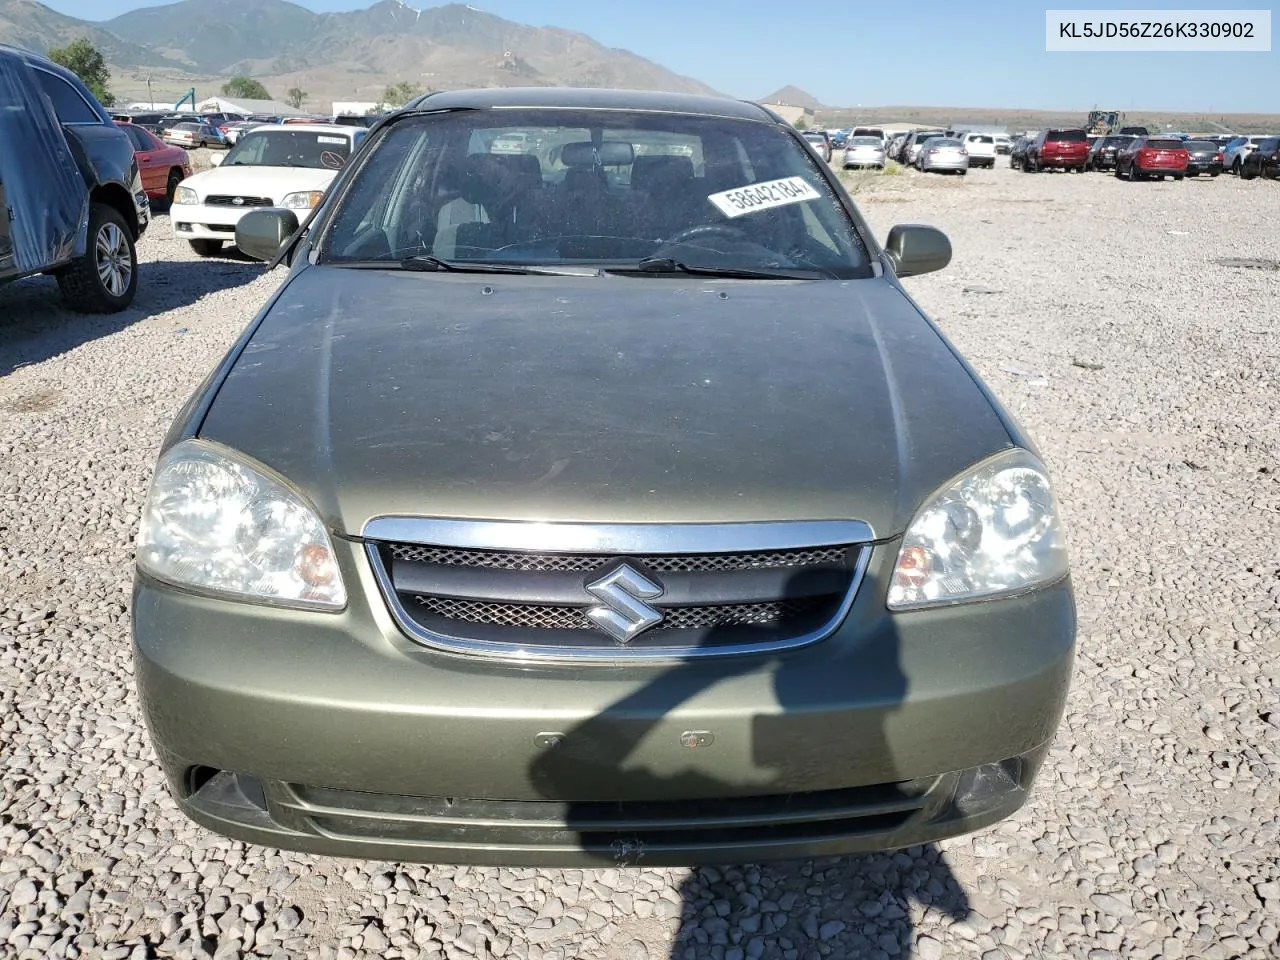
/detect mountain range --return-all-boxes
[0,0,718,100]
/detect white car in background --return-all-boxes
[170,124,366,256]
[1222,135,1269,174]
[842,136,886,169]
[961,132,998,168]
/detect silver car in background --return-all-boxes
[905,130,946,166]
[842,135,886,169]
[918,137,969,175]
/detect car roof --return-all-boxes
[404,86,779,123]
[0,42,101,93]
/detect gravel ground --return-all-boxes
[1,163,1278,960]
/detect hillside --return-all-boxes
[759,85,821,109]
[0,0,182,68]
[0,0,717,101]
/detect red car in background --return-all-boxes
[114,121,193,207]
[1115,137,1190,182]
[1024,128,1090,172]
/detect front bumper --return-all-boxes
[170,203,255,242]
[132,538,1076,866]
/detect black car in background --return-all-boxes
[1240,137,1280,180]
[1008,136,1032,170]
[1087,135,1135,172]
[1182,140,1224,177]
[0,43,149,312]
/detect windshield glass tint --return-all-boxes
[1145,139,1182,149]
[223,130,352,169]
[321,109,870,276]
[1049,130,1087,142]
[1183,141,1216,151]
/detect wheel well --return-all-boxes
[90,183,139,240]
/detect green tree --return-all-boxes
[794,117,809,131]
[47,38,115,107]
[286,87,307,109]
[221,76,272,101]
[380,80,422,108]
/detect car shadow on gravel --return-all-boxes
[529,567,975,959]
[0,253,263,378]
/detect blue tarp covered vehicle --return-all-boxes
[0,43,148,312]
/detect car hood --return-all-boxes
[181,165,338,199]
[197,267,1013,538]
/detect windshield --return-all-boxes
[969,136,993,144]
[1048,130,1087,142]
[320,108,871,277]
[1144,139,1183,149]
[1183,141,1216,151]
[928,139,962,148]
[222,130,354,169]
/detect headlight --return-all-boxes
[137,440,346,609]
[888,448,1068,609]
[173,186,198,205]
[281,191,324,210]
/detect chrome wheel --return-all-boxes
[95,222,132,298]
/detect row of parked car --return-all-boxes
[111,109,382,152]
[0,42,380,314]
[1007,129,1280,181]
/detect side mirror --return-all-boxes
[209,153,224,167]
[884,224,952,278]
[235,208,300,263]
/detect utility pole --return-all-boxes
[146,76,153,108]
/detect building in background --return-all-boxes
[761,101,815,127]
[195,96,307,117]
[332,101,381,116]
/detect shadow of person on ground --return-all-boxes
[528,563,974,959]
[0,250,265,377]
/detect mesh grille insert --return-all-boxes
[388,543,849,573]
[412,595,822,631]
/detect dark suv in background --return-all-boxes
[1086,135,1134,172]
[0,44,150,312]
[1240,137,1280,180]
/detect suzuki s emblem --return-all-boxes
[584,563,664,644]
[232,196,245,206]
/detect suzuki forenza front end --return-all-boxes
[132,88,1075,866]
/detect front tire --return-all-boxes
[189,239,224,257]
[164,169,183,207]
[1241,163,1257,181]
[57,203,137,314]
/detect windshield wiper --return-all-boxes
[610,257,827,280]
[331,255,598,276]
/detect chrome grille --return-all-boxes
[367,519,872,660]
[387,543,849,573]
[205,195,273,207]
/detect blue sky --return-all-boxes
[44,0,1278,113]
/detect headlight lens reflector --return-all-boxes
[888,448,1067,609]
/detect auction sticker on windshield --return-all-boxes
[708,177,821,218]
